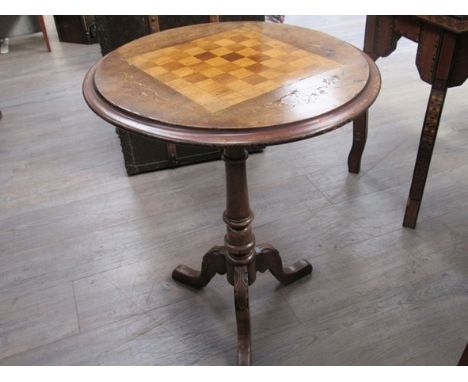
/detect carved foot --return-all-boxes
[233,265,251,366]
[172,246,226,288]
[255,244,312,286]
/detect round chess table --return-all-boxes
[83,21,381,365]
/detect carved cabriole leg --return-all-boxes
[255,244,312,286]
[172,246,226,288]
[348,110,368,173]
[403,31,456,228]
[347,15,380,174]
[349,16,404,174]
[222,146,255,365]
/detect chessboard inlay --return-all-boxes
[126,25,341,113]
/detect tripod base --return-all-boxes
[172,244,312,365]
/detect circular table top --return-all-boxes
[83,22,381,146]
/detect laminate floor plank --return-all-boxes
[0,290,298,365]
[0,282,79,359]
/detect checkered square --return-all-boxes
[126,25,341,113]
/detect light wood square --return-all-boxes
[254,80,278,92]
[178,56,203,66]
[166,50,189,60]
[217,62,240,72]
[196,78,226,95]
[190,61,213,72]
[230,68,254,79]
[151,56,174,65]
[212,73,238,84]
[173,66,196,77]
[200,67,225,78]
[179,85,203,98]
[193,92,221,109]
[225,79,251,92]
[240,39,260,47]
[235,57,257,67]
[166,78,191,91]
[237,47,258,57]
[158,71,179,82]
[184,46,206,56]
[205,57,230,67]
[216,38,236,46]
[211,47,232,56]
[221,91,248,104]
[146,66,168,76]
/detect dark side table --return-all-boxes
[83,21,380,365]
[350,15,468,228]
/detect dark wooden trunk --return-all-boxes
[117,129,222,175]
[53,16,97,44]
[95,15,265,175]
[95,16,151,55]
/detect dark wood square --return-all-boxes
[195,51,217,61]
[222,52,244,62]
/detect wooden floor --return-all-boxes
[0,16,467,366]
